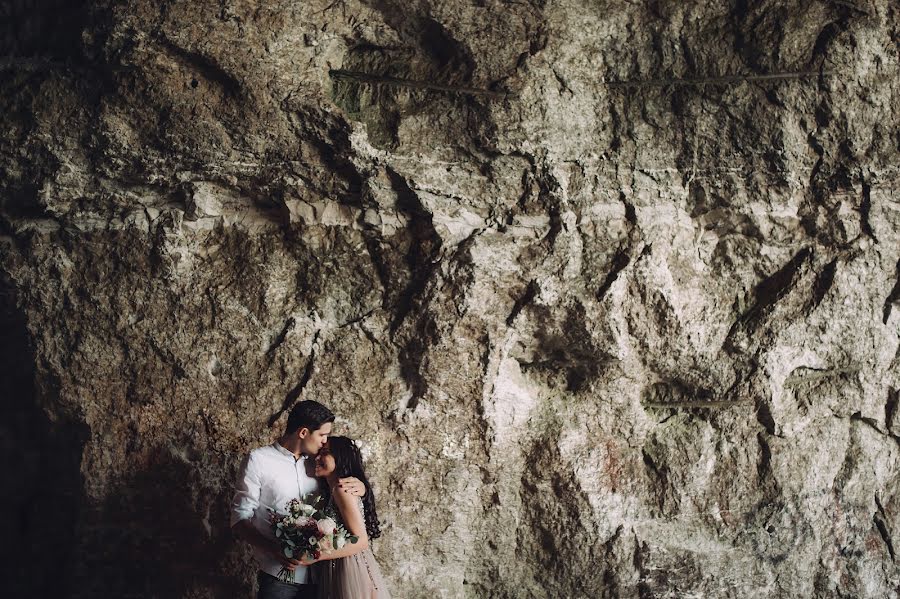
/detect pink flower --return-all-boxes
[318,536,334,552]
[317,517,337,535]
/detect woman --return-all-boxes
[305,436,391,599]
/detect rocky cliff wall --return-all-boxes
[2,1,899,597]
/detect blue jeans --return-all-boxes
[257,571,317,599]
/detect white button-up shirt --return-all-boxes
[231,442,319,583]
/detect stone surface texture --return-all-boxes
[2,1,900,598]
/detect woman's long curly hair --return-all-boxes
[323,436,382,540]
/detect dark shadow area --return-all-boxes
[71,449,250,599]
[0,274,88,596]
[0,0,91,61]
[0,271,250,598]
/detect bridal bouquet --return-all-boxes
[268,495,358,582]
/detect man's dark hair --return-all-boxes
[285,400,334,435]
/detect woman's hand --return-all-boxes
[337,476,366,497]
[299,552,320,567]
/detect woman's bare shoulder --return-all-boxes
[333,488,363,514]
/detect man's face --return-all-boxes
[299,421,332,456]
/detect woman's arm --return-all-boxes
[301,492,369,564]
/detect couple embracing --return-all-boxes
[231,400,391,599]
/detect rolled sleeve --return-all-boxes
[230,452,261,528]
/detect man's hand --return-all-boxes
[267,541,302,570]
[337,476,366,497]
[235,522,302,571]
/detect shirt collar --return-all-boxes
[274,441,307,460]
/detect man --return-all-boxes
[231,400,365,599]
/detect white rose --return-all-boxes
[335,536,346,549]
[318,518,337,535]
[301,504,316,516]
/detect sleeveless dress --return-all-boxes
[316,497,391,599]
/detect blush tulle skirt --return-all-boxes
[316,549,391,599]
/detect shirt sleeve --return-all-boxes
[230,452,261,528]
